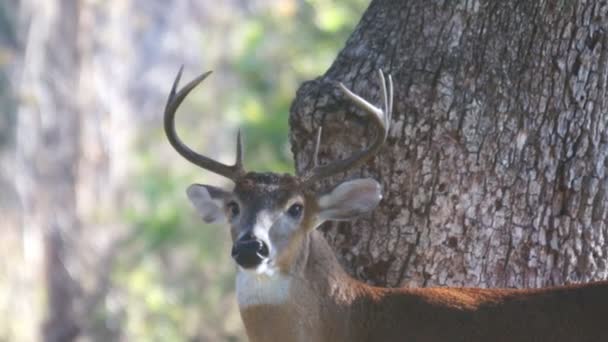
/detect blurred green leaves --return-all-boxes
[228,0,368,173]
[309,0,356,32]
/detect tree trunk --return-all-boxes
[290,0,608,288]
[15,0,81,340]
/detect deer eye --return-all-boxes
[226,201,240,219]
[287,203,303,219]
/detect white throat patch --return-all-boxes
[236,269,292,308]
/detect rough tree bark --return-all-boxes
[290,0,608,288]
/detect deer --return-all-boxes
[164,67,608,342]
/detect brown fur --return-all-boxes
[240,230,608,342]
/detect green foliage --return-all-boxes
[229,0,368,172]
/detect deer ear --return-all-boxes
[316,178,382,222]
[186,184,229,224]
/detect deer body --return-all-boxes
[237,230,608,342]
[164,68,608,342]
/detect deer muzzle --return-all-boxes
[231,234,269,269]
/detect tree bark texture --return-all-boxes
[290,0,608,288]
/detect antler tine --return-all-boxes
[301,69,393,184]
[313,127,323,167]
[388,74,394,127]
[380,70,389,132]
[164,67,245,181]
[235,128,244,169]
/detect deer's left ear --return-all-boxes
[316,178,382,222]
[187,184,230,224]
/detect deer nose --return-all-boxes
[231,233,269,269]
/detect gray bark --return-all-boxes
[290,0,608,288]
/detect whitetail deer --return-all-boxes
[165,68,608,342]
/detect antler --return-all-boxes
[164,67,245,181]
[300,69,393,184]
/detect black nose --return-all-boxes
[231,233,269,269]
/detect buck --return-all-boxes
[165,68,608,342]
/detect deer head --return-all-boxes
[164,67,392,276]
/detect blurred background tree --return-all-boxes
[0,0,367,341]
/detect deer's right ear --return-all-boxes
[186,184,229,224]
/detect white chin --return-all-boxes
[256,260,278,276]
[238,260,277,276]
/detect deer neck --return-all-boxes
[236,230,367,342]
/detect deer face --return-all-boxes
[165,67,392,275]
[187,172,382,274]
